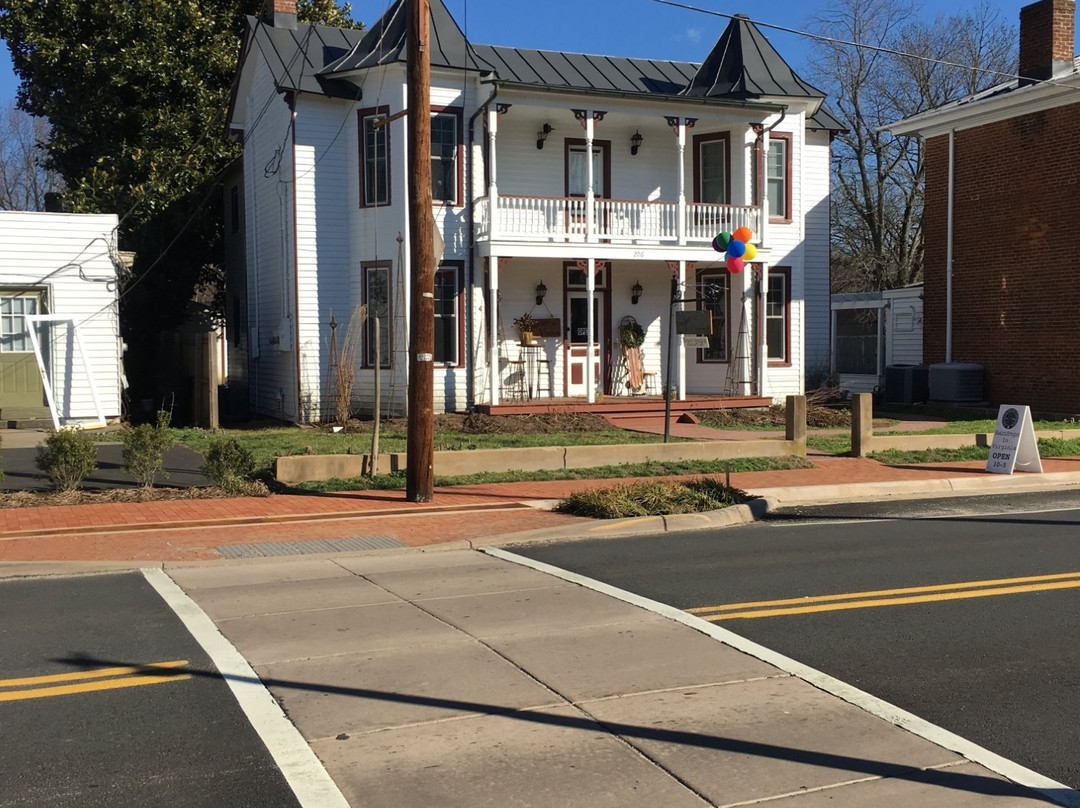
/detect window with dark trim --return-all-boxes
[359,106,390,207]
[695,270,729,362]
[766,133,792,221]
[431,107,463,205]
[693,132,731,204]
[434,261,464,366]
[766,267,791,366]
[362,261,391,368]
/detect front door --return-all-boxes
[0,291,45,409]
[565,263,609,399]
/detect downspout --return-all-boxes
[289,99,302,421]
[945,129,955,364]
[467,78,498,408]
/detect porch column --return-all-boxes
[759,262,769,399]
[741,273,754,396]
[584,112,596,243]
[486,107,500,240]
[489,255,500,405]
[678,260,687,399]
[586,256,596,402]
[676,122,687,245]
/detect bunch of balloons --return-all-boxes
[711,226,757,273]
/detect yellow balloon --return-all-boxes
[743,242,758,261]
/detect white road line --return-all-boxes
[141,568,350,808]
[483,547,1080,808]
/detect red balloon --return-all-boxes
[726,256,744,273]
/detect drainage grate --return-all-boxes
[216,535,405,559]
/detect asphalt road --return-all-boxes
[514,491,1080,789]
[0,572,300,808]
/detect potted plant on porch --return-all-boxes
[513,313,540,345]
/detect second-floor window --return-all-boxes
[359,106,389,207]
[431,111,459,204]
[766,134,790,220]
[694,132,730,204]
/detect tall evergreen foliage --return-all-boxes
[0,0,360,394]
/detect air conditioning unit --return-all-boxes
[929,362,984,405]
[885,365,929,404]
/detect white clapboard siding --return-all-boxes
[244,56,298,420]
[803,128,833,377]
[0,211,122,419]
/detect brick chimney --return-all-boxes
[1019,0,1076,84]
[261,0,297,29]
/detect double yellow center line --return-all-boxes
[690,570,1080,621]
[0,660,192,702]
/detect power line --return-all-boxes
[641,0,1025,83]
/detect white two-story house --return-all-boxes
[226,0,840,421]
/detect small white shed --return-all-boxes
[830,284,923,396]
[0,212,124,427]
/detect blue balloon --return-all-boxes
[726,239,746,258]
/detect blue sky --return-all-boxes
[1,0,1075,105]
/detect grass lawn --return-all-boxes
[871,436,1080,465]
[174,422,669,476]
[292,455,814,493]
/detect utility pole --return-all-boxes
[406,0,435,502]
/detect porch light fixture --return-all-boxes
[535,281,548,306]
[631,280,643,305]
[537,123,552,150]
[630,130,643,156]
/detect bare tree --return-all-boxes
[0,101,62,211]
[807,0,1016,292]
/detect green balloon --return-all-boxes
[717,231,732,247]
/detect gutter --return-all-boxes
[466,79,499,410]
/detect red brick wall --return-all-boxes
[922,102,1080,414]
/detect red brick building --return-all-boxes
[891,0,1080,414]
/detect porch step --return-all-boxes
[5,418,53,430]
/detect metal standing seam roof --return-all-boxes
[246,0,844,128]
[249,19,366,99]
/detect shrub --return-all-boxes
[554,477,746,519]
[204,438,256,494]
[122,410,176,488]
[36,429,98,491]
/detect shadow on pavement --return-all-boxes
[1,445,213,492]
[54,654,1066,803]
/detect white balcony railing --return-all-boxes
[474,195,761,246]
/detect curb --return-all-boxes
[482,472,1080,546]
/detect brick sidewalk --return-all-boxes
[4,455,1080,563]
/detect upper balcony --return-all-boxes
[474,195,762,249]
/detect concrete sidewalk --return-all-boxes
[159,550,1067,807]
